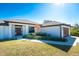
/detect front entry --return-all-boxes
[15,25,22,36]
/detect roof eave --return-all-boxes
[41,24,71,27]
[5,21,37,25]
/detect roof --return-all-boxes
[42,21,71,27]
[0,20,71,27]
[0,19,40,26]
[5,19,39,25]
[0,20,5,23]
[0,20,9,26]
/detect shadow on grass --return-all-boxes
[39,36,76,52]
[49,44,72,52]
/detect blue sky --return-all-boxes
[0,3,79,25]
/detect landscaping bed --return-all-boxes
[23,32,67,42]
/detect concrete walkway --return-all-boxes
[20,36,79,46]
[71,36,79,46]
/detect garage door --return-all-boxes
[63,27,69,37]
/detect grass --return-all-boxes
[0,40,79,56]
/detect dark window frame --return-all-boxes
[29,26,35,33]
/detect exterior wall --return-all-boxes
[9,23,32,38]
[41,25,70,38]
[61,25,71,38]
[0,23,34,39]
[0,26,4,39]
[41,26,61,38]
[0,26,10,39]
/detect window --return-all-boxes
[29,26,35,33]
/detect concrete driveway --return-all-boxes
[71,36,79,46]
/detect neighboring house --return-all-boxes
[0,20,71,39]
[41,20,71,38]
[0,20,41,39]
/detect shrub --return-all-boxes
[30,33,36,36]
[70,24,79,36]
[35,32,49,36]
[23,35,27,38]
[33,36,43,40]
[23,34,34,39]
[70,29,79,36]
[27,35,34,39]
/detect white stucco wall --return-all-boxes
[41,25,71,38]
[22,25,29,35]
[41,26,61,38]
[0,26,4,39]
[0,23,34,39]
[0,26,10,39]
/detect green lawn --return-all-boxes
[0,40,79,56]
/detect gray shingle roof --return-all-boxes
[42,21,71,27]
[0,19,40,26]
[0,19,71,27]
[0,20,5,23]
[0,20,9,26]
[5,19,39,25]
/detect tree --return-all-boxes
[73,24,79,31]
[70,24,79,36]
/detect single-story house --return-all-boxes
[0,20,71,39]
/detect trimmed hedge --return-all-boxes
[35,32,49,36]
[23,34,35,39]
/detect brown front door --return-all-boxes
[63,27,69,37]
[15,25,22,36]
